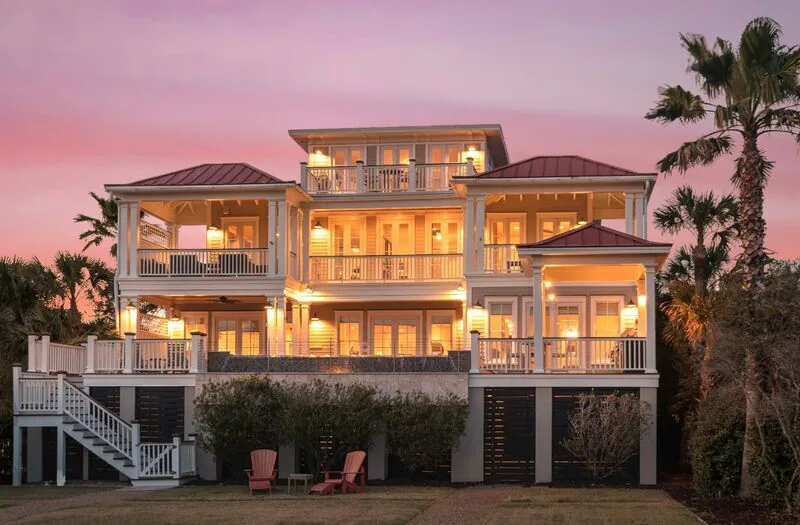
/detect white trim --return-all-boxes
[536,211,577,242]
[589,295,625,337]
[426,309,457,354]
[484,296,519,338]
[522,297,534,338]
[334,310,365,356]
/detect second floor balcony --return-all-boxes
[302,159,476,195]
[310,253,462,282]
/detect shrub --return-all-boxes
[690,387,744,498]
[194,376,290,479]
[561,392,651,484]
[385,391,468,478]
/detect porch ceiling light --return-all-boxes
[472,300,483,310]
[264,303,274,311]
[311,312,320,322]
[313,221,323,230]
[547,293,556,301]
[304,286,313,296]
[457,283,465,292]
[208,224,219,231]
[544,280,552,289]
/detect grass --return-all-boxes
[487,487,700,525]
[0,484,119,501]
[3,485,700,525]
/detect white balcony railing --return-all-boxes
[544,337,647,371]
[310,254,462,282]
[475,336,648,373]
[138,248,271,277]
[484,244,522,274]
[139,220,171,248]
[304,161,471,194]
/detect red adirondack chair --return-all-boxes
[244,449,278,495]
[321,450,366,494]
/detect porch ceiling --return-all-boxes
[141,198,263,226]
[543,264,644,283]
[142,295,268,309]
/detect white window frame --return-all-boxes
[221,216,259,248]
[485,212,527,245]
[424,213,463,254]
[426,309,456,355]
[334,310,365,356]
[485,296,519,338]
[536,211,578,241]
[589,295,625,338]
[328,217,366,255]
[367,310,424,356]
[376,215,416,255]
[180,311,208,339]
[547,297,586,338]
[211,311,265,356]
[522,297,535,338]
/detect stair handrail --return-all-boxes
[61,378,135,460]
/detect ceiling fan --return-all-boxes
[217,296,240,304]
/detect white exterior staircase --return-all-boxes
[12,368,197,487]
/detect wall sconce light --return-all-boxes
[457,282,465,292]
[122,300,138,334]
[547,293,556,301]
[472,300,483,310]
[577,216,587,226]
[264,303,274,312]
[622,299,639,327]
[544,280,552,289]
[208,224,219,231]
[304,286,313,296]
[313,221,322,230]
[168,315,185,340]
[310,312,320,322]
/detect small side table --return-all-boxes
[287,473,314,494]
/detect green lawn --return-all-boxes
[2,485,700,525]
[0,484,118,501]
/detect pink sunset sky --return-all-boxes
[1,0,799,263]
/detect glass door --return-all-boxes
[429,219,460,279]
[427,145,460,188]
[377,146,411,191]
[369,314,420,356]
[380,220,413,279]
[331,220,363,280]
[486,215,524,272]
[547,301,584,368]
[214,314,263,356]
[331,147,363,192]
[224,220,257,249]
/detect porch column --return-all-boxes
[645,264,657,373]
[301,208,311,282]
[532,262,545,373]
[464,196,475,273]
[291,303,301,356]
[268,200,277,273]
[117,201,129,277]
[275,297,286,355]
[586,193,594,223]
[265,297,275,356]
[475,196,486,273]
[56,425,66,486]
[625,193,634,235]
[640,387,658,485]
[12,365,21,486]
[127,201,140,277]
[636,193,648,239]
[300,304,310,355]
[277,201,288,276]
[166,222,180,248]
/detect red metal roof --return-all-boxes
[126,163,287,187]
[472,155,648,179]
[519,222,672,249]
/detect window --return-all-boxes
[241,320,261,356]
[368,312,422,356]
[337,313,362,356]
[489,302,515,338]
[592,298,623,337]
[556,305,581,338]
[380,146,411,165]
[216,319,236,353]
[181,313,207,338]
[222,218,258,249]
[331,146,364,166]
[428,311,455,355]
[486,214,525,244]
[213,314,263,356]
[537,213,577,241]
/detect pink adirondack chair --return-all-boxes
[321,450,366,494]
[244,449,278,495]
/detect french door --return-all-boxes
[428,218,460,279]
[214,313,263,356]
[369,313,421,356]
[379,219,414,279]
[330,220,363,280]
[427,145,461,188]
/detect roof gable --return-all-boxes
[473,155,649,179]
[127,163,287,187]
[520,222,671,249]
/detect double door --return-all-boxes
[370,313,420,356]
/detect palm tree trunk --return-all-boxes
[692,243,710,397]
[738,134,767,498]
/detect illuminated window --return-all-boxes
[182,314,207,338]
[223,220,257,249]
[489,302,514,338]
[216,319,236,353]
[538,215,576,241]
[338,315,362,356]
[430,315,453,354]
[594,301,621,337]
[241,320,261,356]
[556,305,581,338]
[396,322,417,356]
[372,320,393,356]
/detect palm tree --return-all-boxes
[646,18,800,497]
[654,186,738,298]
[74,192,118,257]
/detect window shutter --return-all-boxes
[414,144,426,163]
[366,145,377,166]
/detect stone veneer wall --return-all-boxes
[195,372,468,398]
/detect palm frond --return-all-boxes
[645,85,707,123]
[656,135,734,174]
[680,33,734,98]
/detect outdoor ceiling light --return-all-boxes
[313,221,322,230]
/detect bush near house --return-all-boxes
[194,377,470,482]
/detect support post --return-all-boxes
[300,161,308,190]
[265,297,275,356]
[275,297,286,356]
[166,222,180,249]
[475,196,485,272]
[27,334,38,372]
[12,365,21,486]
[56,425,66,486]
[277,201,287,276]
[123,332,135,374]
[466,157,476,176]
[12,364,21,415]
[128,201,140,277]
[291,303,301,356]
[268,200,277,272]
[300,304,310,355]
[86,334,97,374]
[117,202,129,277]
[469,330,480,373]
[640,387,658,485]
[636,193,648,239]
[407,158,416,191]
[355,160,365,192]
[464,196,475,273]
[40,333,50,374]
[301,208,311,281]
[645,265,657,373]
[172,435,182,479]
[532,264,545,373]
[535,387,553,483]
[625,192,634,235]
[131,421,141,478]
[189,332,202,373]
[57,372,65,413]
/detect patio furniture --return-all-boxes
[322,450,366,495]
[287,473,314,494]
[244,449,278,495]
[169,254,205,276]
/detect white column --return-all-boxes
[625,193,634,235]
[128,201,140,277]
[645,264,657,373]
[291,303,301,356]
[636,193,648,239]
[407,158,416,191]
[189,332,202,373]
[123,332,135,374]
[267,200,277,273]
[355,161,365,192]
[300,304,310,355]
[475,196,486,273]
[466,157,476,176]
[300,162,308,190]
[86,334,97,374]
[27,334,38,371]
[166,222,180,249]
[40,334,50,373]
[265,297,275,356]
[464,196,475,273]
[275,297,286,355]
[469,330,480,373]
[532,263,545,373]
[56,425,66,486]
[117,202,129,277]
[301,209,311,282]
[12,365,22,486]
[277,201,288,275]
